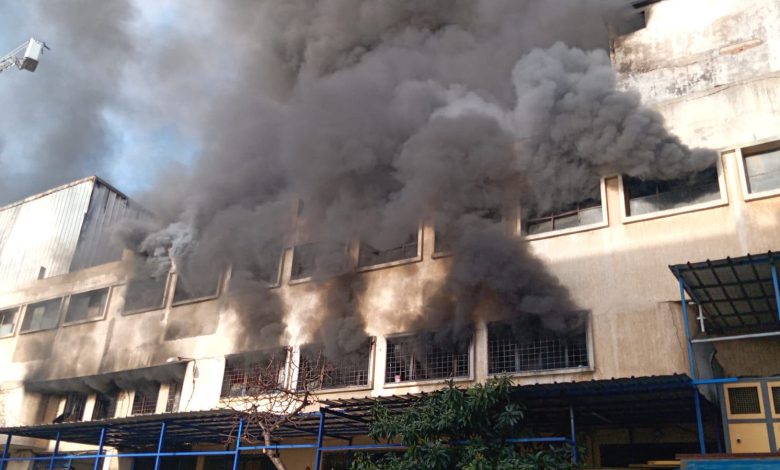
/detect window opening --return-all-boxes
[385,335,469,383]
[131,384,160,415]
[435,207,501,253]
[772,386,780,415]
[727,386,761,415]
[20,298,62,333]
[297,343,371,390]
[744,145,780,194]
[524,196,602,236]
[220,352,286,398]
[487,322,589,374]
[0,307,19,336]
[65,288,109,323]
[291,243,318,280]
[358,231,418,268]
[124,275,168,313]
[54,392,87,423]
[165,381,182,413]
[91,392,117,420]
[173,270,221,304]
[623,167,720,216]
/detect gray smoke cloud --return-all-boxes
[3,0,718,362]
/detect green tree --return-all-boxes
[351,377,579,470]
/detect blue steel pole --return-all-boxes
[770,262,780,324]
[680,275,706,454]
[93,427,106,470]
[48,432,61,470]
[231,419,243,470]
[313,413,325,470]
[153,422,167,470]
[569,405,577,465]
[693,390,706,454]
[1,434,11,470]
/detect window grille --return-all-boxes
[385,335,469,383]
[772,387,780,415]
[524,197,602,235]
[297,344,370,390]
[487,323,589,374]
[221,353,285,398]
[358,232,418,268]
[744,144,780,194]
[65,288,109,323]
[124,276,168,313]
[0,307,19,336]
[623,167,720,216]
[728,386,761,415]
[132,384,160,415]
[165,381,182,413]
[92,392,117,420]
[20,298,62,332]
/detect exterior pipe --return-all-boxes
[231,419,243,470]
[153,422,166,470]
[48,432,61,470]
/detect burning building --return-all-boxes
[1,0,780,468]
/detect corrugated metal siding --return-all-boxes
[69,180,146,271]
[0,180,94,293]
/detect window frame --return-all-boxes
[62,287,112,326]
[619,156,728,223]
[122,273,171,315]
[0,305,21,338]
[289,242,351,285]
[356,225,423,273]
[294,341,375,393]
[220,350,290,399]
[520,178,609,241]
[19,297,64,334]
[735,139,780,201]
[171,269,224,307]
[382,332,474,388]
[131,385,161,416]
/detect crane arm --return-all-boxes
[0,38,48,75]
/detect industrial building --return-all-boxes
[1,0,780,468]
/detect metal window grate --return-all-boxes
[132,384,160,415]
[92,392,117,420]
[772,387,780,415]
[166,381,182,413]
[487,324,588,374]
[385,336,469,383]
[728,386,761,415]
[297,345,370,390]
[220,353,285,398]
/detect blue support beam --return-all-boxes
[313,413,325,470]
[153,422,166,470]
[770,260,780,324]
[1,434,11,470]
[93,428,105,470]
[678,275,697,380]
[48,432,61,470]
[231,419,243,470]
[693,389,706,454]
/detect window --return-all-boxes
[358,231,419,268]
[291,243,318,281]
[385,335,470,383]
[131,384,160,415]
[623,167,721,217]
[435,208,501,253]
[0,307,19,336]
[92,392,117,420]
[124,275,168,313]
[487,323,589,374]
[54,392,87,423]
[173,271,221,304]
[64,288,109,324]
[727,386,761,415]
[743,144,780,194]
[20,298,62,333]
[165,381,182,413]
[297,344,371,390]
[523,196,602,236]
[221,352,286,398]
[772,386,780,415]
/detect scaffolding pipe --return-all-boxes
[48,432,61,470]
[231,419,243,470]
[93,428,105,470]
[314,413,325,470]
[153,422,166,470]
[1,434,11,470]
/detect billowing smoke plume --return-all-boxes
[2,1,717,360]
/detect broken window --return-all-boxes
[64,288,109,324]
[297,343,371,390]
[743,144,780,194]
[0,307,19,336]
[291,242,349,281]
[385,335,470,383]
[53,392,87,423]
[123,275,169,314]
[20,298,62,333]
[435,207,502,253]
[623,166,720,217]
[173,270,222,304]
[220,351,286,398]
[131,384,160,415]
[523,196,603,236]
[91,392,117,420]
[291,243,318,280]
[165,381,182,413]
[487,322,589,374]
[358,231,419,268]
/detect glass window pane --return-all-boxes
[0,307,19,336]
[625,167,720,216]
[21,298,62,332]
[173,271,221,304]
[524,193,602,236]
[124,276,168,313]
[65,288,109,323]
[745,148,780,193]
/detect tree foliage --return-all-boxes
[351,377,579,470]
